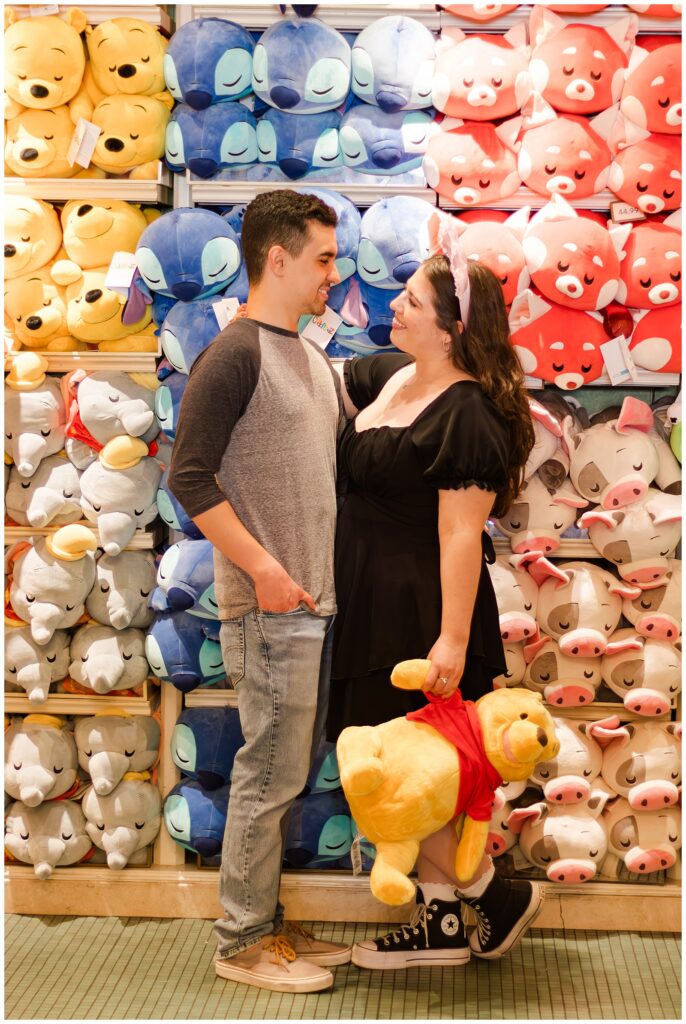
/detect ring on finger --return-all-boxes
[439,675,450,684]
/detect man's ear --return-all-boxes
[267,244,288,277]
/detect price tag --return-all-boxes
[30,5,60,15]
[212,297,240,330]
[610,201,646,224]
[67,117,101,169]
[350,833,363,876]
[104,252,138,296]
[300,306,343,350]
[601,334,639,386]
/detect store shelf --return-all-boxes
[439,188,622,213]
[10,5,173,31]
[4,348,160,375]
[184,687,237,708]
[437,4,681,33]
[5,164,173,204]
[184,172,437,207]
[493,536,593,559]
[4,680,160,717]
[4,519,166,551]
[185,4,442,30]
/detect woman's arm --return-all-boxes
[333,360,359,419]
[423,486,496,697]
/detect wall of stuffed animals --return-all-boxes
[4,2,682,929]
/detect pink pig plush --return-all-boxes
[620,41,682,134]
[528,6,637,115]
[452,207,530,306]
[603,797,681,878]
[616,213,681,309]
[530,717,604,799]
[522,196,630,310]
[587,717,681,811]
[628,306,682,374]
[432,24,531,121]
[622,558,681,644]
[422,117,521,206]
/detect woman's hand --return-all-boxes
[423,635,466,699]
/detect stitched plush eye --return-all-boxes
[109,65,116,72]
[21,236,30,242]
[563,66,574,76]
[552,362,564,372]
[583,769,592,776]
[92,503,102,512]
[44,135,53,141]
[558,620,569,630]
[584,670,594,679]
[97,823,105,831]
[636,182,648,192]
[581,364,592,373]
[557,262,569,272]
[85,750,92,758]
[545,164,557,175]
[135,822,145,830]
[539,673,550,682]
[134,508,145,516]
[633,463,643,471]
[21,481,30,490]
[54,76,63,82]
[53,766,63,774]
[479,178,490,189]
[125,749,135,757]
[664,189,675,199]
[81,655,89,662]
[669,833,678,842]
[509,520,521,530]
[109,395,120,403]
[524,602,532,611]
[625,774,636,784]
[451,175,462,186]
[658,97,670,108]
[62,490,73,498]
[6,432,12,440]
[491,77,502,88]
[61,831,72,840]
[26,595,35,603]
[623,677,635,687]
[140,588,151,597]
[18,75,27,80]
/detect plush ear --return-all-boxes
[525,555,569,589]
[587,788,612,817]
[507,802,548,834]
[523,635,552,664]
[606,14,639,54]
[436,27,465,52]
[64,7,89,34]
[495,117,524,154]
[438,116,464,132]
[503,206,530,242]
[606,578,642,600]
[503,22,528,51]
[509,289,551,331]
[154,91,175,112]
[529,398,562,438]
[663,209,681,232]
[578,509,617,530]
[604,636,643,657]
[589,105,619,142]
[520,92,557,130]
[586,717,632,748]
[552,489,587,510]
[616,396,653,435]
[666,722,682,740]
[121,270,153,326]
[626,44,649,75]
[5,6,18,28]
[528,5,566,48]
[607,106,651,153]
[646,496,682,526]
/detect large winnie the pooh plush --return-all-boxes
[337,659,559,905]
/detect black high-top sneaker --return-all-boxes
[460,874,543,960]
[351,887,470,969]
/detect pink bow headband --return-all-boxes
[428,210,471,328]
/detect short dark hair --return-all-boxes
[241,190,338,284]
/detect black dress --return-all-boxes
[326,353,510,743]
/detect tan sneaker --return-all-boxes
[278,921,352,966]
[215,935,334,993]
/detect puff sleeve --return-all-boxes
[343,353,412,411]
[410,385,510,494]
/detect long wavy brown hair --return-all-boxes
[423,254,534,518]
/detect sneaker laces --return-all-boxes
[283,921,316,943]
[383,902,430,947]
[471,900,492,948]
[263,935,297,968]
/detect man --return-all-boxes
[168,190,349,993]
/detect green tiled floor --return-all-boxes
[5,915,682,1020]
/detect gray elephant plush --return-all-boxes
[69,623,150,695]
[82,774,162,869]
[65,369,160,448]
[86,550,156,630]
[5,453,82,528]
[4,713,78,806]
[5,354,66,477]
[5,799,92,878]
[8,525,98,645]
[5,626,70,704]
[79,436,162,555]
[74,713,161,795]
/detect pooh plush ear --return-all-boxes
[64,7,89,34]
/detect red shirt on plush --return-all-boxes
[407,690,503,821]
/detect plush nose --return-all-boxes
[25,316,43,330]
[376,90,406,113]
[187,157,218,179]
[185,89,212,110]
[626,848,675,873]
[270,85,300,109]
[373,148,401,169]
[117,64,136,78]
[171,281,202,301]
[547,859,596,884]
[20,149,39,162]
[166,587,195,611]
[104,137,125,152]
[5,244,16,257]
[393,262,418,285]
[194,836,222,857]
[85,289,103,304]
[77,204,93,216]
[602,479,648,509]
[30,84,49,98]
[278,157,309,179]
[624,688,671,717]
[170,671,202,692]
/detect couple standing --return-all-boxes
[168,189,539,994]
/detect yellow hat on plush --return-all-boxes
[4,6,88,118]
[91,94,172,179]
[5,197,63,280]
[85,18,168,100]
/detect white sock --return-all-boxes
[455,862,495,899]
[418,881,458,904]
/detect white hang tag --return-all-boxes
[104,252,138,296]
[300,306,343,350]
[609,201,646,225]
[512,846,530,872]
[213,297,241,330]
[30,5,60,14]
[601,334,639,386]
[67,118,101,169]
[350,833,363,876]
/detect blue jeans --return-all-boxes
[214,607,334,958]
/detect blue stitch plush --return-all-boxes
[220,204,248,234]
[165,101,258,178]
[253,17,351,113]
[359,279,397,349]
[340,103,435,175]
[145,610,224,692]
[157,464,205,540]
[135,208,243,302]
[302,738,342,796]
[171,707,244,789]
[163,778,229,856]
[357,196,432,289]
[256,107,342,179]
[160,296,224,375]
[283,789,353,868]
[351,16,435,112]
[296,187,361,282]
[164,18,255,109]
[154,370,186,442]
[150,538,217,619]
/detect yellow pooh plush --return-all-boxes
[90,94,172,179]
[5,197,63,280]
[64,268,156,352]
[4,266,84,352]
[4,6,92,122]
[84,17,169,104]
[337,660,560,906]
[4,106,105,179]
[58,200,155,270]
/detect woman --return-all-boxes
[327,213,539,970]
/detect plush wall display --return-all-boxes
[600,629,681,717]
[154,371,186,442]
[607,129,682,215]
[164,778,229,856]
[588,718,681,810]
[150,539,216,619]
[63,371,160,451]
[628,306,682,374]
[529,717,603,801]
[60,200,152,271]
[494,474,588,556]
[5,454,82,529]
[5,627,71,705]
[508,290,608,390]
[351,15,434,113]
[4,714,79,807]
[68,623,150,695]
[524,395,575,488]
[516,106,613,199]
[90,93,173,179]
[253,16,351,114]
[441,5,519,21]
[256,107,342,179]
[63,268,156,353]
[450,208,529,307]
[5,355,67,475]
[423,117,520,206]
[509,792,610,883]
[616,215,682,310]
[5,197,62,281]
[159,297,222,375]
[523,635,603,707]
[4,799,92,878]
[528,7,637,115]
[172,707,244,789]
[603,797,681,878]
[145,611,224,692]
[487,553,547,643]
[337,665,559,904]
[164,18,255,110]
[432,25,530,120]
[284,789,353,868]
[622,558,681,643]
[157,465,204,540]
[620,42,682,134]
[493,640,526,689]
[166,101,258,178]
[4,6,89,121]
[4,264,82,353]
[485,788,517,858]
[82,774,161,869]
[522,197,629,311]
[4,106,101,179]
[86,551,155,632]
[79,437,162,556]
[84,17,168,102]
[74,713,160,795]
[339,104,435,175]
[133,208,242,304]
[579,490,682,588]
[357,197,432,288]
